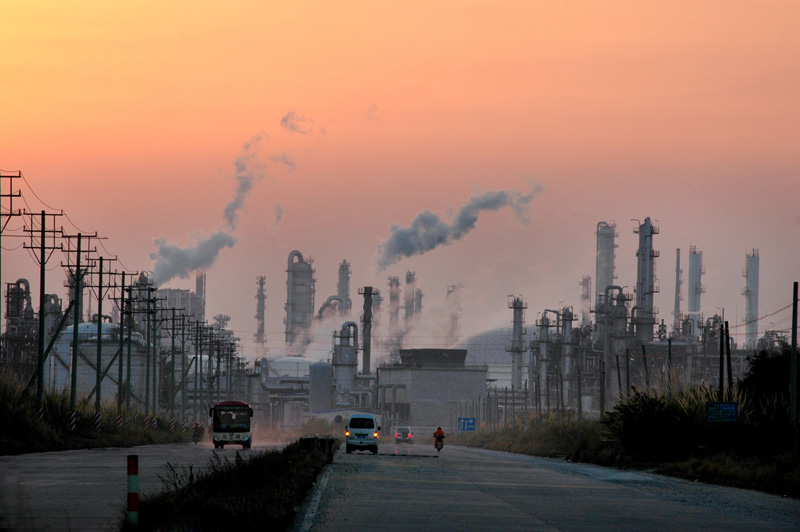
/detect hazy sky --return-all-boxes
[2,1,798,363]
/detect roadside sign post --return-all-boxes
[458,417,476,432]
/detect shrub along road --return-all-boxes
[0,441,284,531]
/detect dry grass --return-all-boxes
[0,370,189,455]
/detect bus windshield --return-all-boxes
[212,407,251,432]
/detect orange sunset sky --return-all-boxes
[2,1,798,362]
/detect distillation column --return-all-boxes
[507,297,526,390]
[688,246,704,338]
[743,249,759,349]
[672,249,682,336]
[388,276,400,329]
[254,276,267,351]
[285,251,316,345]
[538,314,550,409]
[595,222,617,308]
[337,260,352,315]
[404,271,417,323]
[633,217,659,342]
[562,307,575,408]
[579,276,591,329]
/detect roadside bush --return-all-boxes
[453,412,619,464]
[603,390,695,461]
[123,440,335,532]
[735,346,793,455]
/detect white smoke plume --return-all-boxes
[280,111,314,134]
[223,132,267,229]
[274,204,284,225]
[269,153,296,170]
[376,184,544,270]
[151,133,269,286]
[151,231,236,286]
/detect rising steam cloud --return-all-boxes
[376,185,544,270]
[151,134,269,286]
[223,132,267,229]
[151,231,237,286]
[280,111,314,134]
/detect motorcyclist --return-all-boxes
[433,427,445,447]
[192,423,205,444]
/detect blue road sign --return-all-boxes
[458,417,476,431]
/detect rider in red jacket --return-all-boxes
[433,427,445,445]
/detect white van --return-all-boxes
[345,414,381,454]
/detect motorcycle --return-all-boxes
[192,425,204,445]
[434,435,445,452]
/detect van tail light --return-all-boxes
[345,430,350,437]
[374,432,379,438]
[409,433,412,438]
[395,433,399,438]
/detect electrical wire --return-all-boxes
[19,172,60,212]
[727,303,793,328]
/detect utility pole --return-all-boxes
[725,321,733,398]
[1,171,23,333]
[84,255,117,414]
[178,313,189,424]
[162,307,187,420]
[114,271,138,415]
[790,281,798,447]
[22,210,62,409]
[719,323,725,402]
[61,232,98,424]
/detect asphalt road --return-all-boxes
[0,440,280,532]
[293,442,800,532]
[2,440,799,532]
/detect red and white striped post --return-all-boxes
[127,455,139,525]
[170,418,175,432]
[68,411,77,432]
[144,415,149,430]
[116,414,122,430]
[94,411,102,432]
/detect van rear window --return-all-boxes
[349,418,375,429]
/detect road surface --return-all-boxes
[3,440,798,531]
[293,442,800,532]
[0,440,280,532]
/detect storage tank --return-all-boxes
[309,361,333,412]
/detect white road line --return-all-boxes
[301,469,330,532]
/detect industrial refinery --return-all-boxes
[2,213,783,434]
